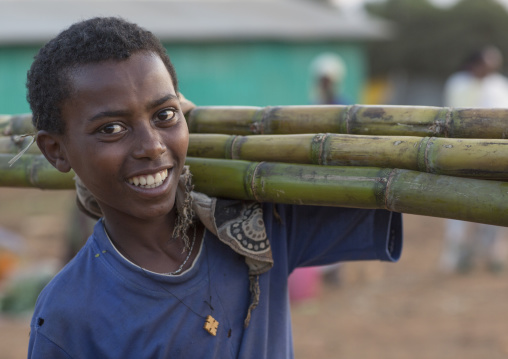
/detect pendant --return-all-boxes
[203,315,219,336]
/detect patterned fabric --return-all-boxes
[213,199,273,275]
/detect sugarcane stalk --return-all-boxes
[3,154,507,226]
[0,153,75,189]
[4,105,508,138]
[188,133,508,180]
[0,136,39,155]
[186,157,508,227]
[187,105,508,138]
[3,133,508,180]
[0,114,34,136]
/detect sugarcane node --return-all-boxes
[373,168,391,209]
[334,105,350,135]
[423,137,437,174]
[223,135,235,160]
[230,135,246,160]
[246,108,264,135]
[0,122,12,136]
[344,104,356,134]
[428,122,443,136]
[261,106,278,134]
[249,122,263,135]
[310,134,327,166]
[428,107,451,137]
[318,134,330,166]
[12,135,26,145]
[443,107,453,138]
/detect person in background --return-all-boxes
[441,46,508,273]
[288,54,352,301]
[309,53,351,105]
[444,46,508,108]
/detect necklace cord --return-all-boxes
[204,241,214,312]
[166,226,197,275]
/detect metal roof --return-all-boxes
[0,0,392,45]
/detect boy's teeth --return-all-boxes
[146,174,155,186]
[128,169,168,189]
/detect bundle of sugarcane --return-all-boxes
[1,105,508,226]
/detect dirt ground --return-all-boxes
[1,187,508,359]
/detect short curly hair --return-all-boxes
[27,17,179,134]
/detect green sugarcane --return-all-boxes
[0,136,39,156]
[3,133,508,180]
[0,114,34,136]
[188,133,508,179]
[0,153,75,189]
[187,105,508,138]
[187,158,508,227]
[3,105,508,138]
[2,154,507,227]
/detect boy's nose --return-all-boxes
[132,125,166,160]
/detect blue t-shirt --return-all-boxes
[28,204,402,358]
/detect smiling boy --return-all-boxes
[27,17,402,358]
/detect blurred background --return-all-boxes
[1,0,508,358]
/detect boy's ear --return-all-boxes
[36,130,72,173]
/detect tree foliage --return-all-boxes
[366,0,508,77]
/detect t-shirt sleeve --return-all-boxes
[28,324,73,359]
[263,204,402,272]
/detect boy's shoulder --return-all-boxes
[33,234,107,317]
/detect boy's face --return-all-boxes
[52,52,189,221]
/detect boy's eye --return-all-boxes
[99,123,125,134]
[155,109,177,122]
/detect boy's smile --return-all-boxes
[53,51,189,222]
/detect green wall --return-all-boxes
[0,46,39,114]
[169,42,366,107]
[0,41,366,114]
